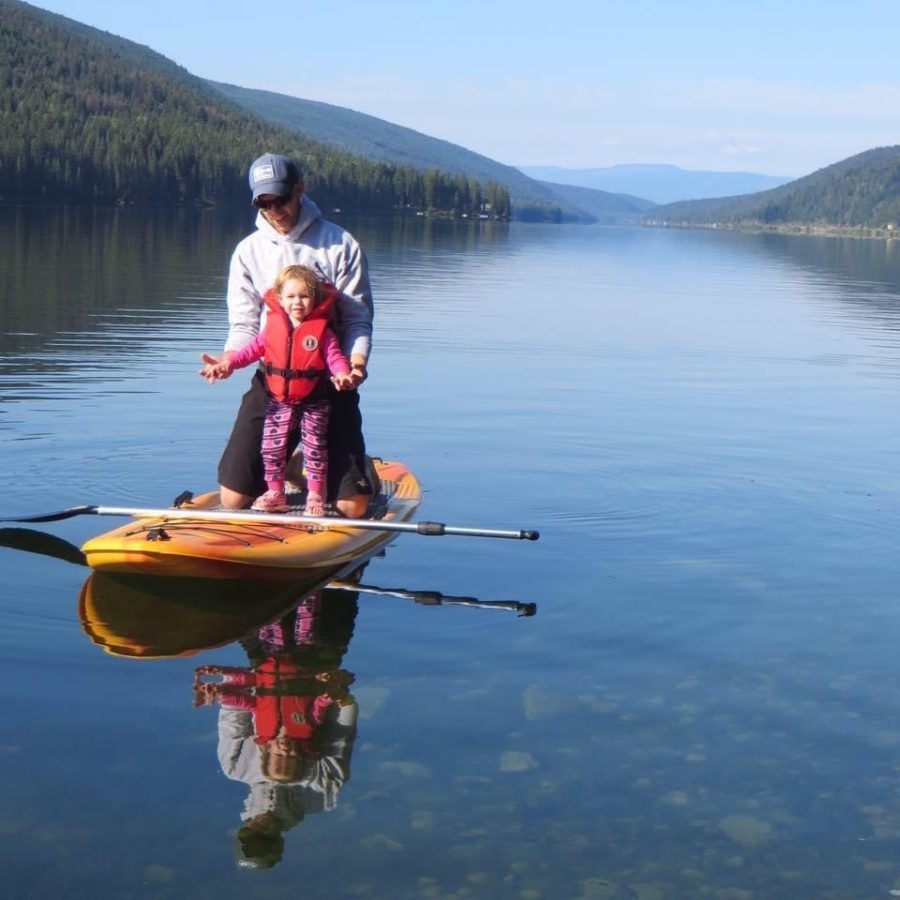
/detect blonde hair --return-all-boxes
[274,264,322,304]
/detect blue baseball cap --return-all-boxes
[248,154,301,201]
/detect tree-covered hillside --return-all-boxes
[531,180,655,222]
[206,81,606,222]
[0,0,510,218]
[647,147,900,230]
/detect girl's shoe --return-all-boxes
[304,492,326,517]
[251,490,290,513]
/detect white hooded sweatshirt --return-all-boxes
[217,701,359,822]
[225,196,373,362]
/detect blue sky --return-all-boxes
[28,0,900,177]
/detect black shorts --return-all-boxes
[217,370,373,502]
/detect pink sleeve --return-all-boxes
[212,669,257,710]
[310,694,335,724]
[221,670,257,687]
[322,327,351,376]
[219,693,258,712]
[227,332,266,370]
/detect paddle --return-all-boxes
[0,527,88,566]
[330,580,537,616]
[0,526,535,620]
[0,504,540,541]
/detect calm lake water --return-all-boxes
[4,206,900,898]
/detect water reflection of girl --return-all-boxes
[194,586,359,869]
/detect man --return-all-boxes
[206,153,375,517]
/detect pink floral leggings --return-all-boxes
[261,397,331,497]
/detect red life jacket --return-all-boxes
[261,285,338,404]
[252,657,331,755]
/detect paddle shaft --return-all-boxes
[2,504,540,541]
[331,580,537,615]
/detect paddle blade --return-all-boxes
[0,527,88,566]
[0,505,97,524]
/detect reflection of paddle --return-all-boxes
[0,504,539,541]
[331,580,537,617]
[0,527,87,566]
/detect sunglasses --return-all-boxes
[254,193,293,211]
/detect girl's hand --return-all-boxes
[193,683,220,707]
[199,352,234,383]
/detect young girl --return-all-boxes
[201,265,354,515]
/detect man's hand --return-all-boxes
[332,372,356,391]
[348,361,368,388]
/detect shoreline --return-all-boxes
[644,220,900,241]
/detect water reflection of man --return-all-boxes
[194,586,359,869]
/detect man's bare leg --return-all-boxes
[220,486,253,509]
[336,494,369,519]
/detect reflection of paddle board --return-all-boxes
[81,460,421,578]
[79,567,340,659]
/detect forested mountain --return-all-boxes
[206,81,613,222]
[0,0,511,218]
[519,163,793,205]
[530,180,654,222]
[646,147,900,231]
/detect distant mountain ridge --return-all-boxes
[646,146,900,230]
[519,164,794,205]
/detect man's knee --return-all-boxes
[336,494,370,519]
[219,485,253,510]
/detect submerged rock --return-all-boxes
[718,813,774,848]
[377,760,433,778]
[522,684,578,720]
[500,751,539,772]
[141,865,175,883]
[578,877,636,899]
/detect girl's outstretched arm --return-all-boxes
[199,332,265,383]
[199,352,235,383]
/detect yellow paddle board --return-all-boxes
[81,460,421,578]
